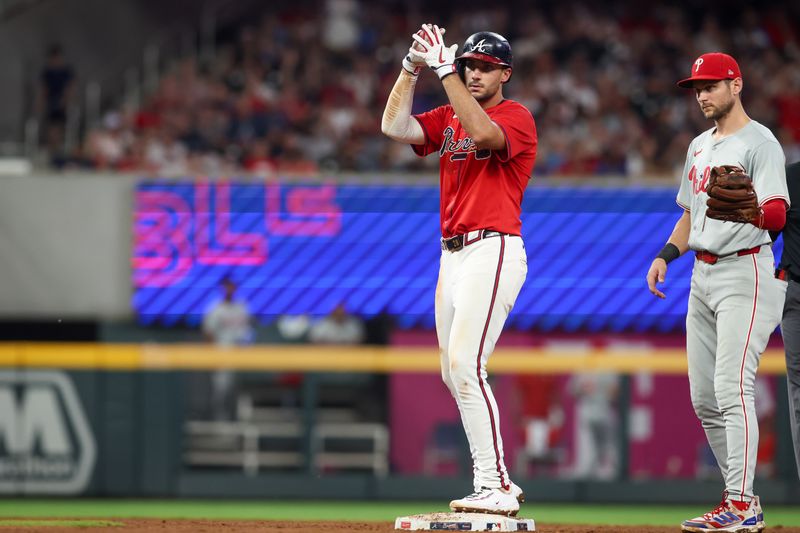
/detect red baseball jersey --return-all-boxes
[412,99,537,238]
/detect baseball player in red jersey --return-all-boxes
[381,24,537,516]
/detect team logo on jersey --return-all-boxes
[439,126,491,161]
[470,39,489,53]
[688,164,711,195]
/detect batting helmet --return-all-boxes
[456,31,513,81]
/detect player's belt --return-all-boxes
[441,230,504,252]
[776,268,794,282]
[695,245,761,265]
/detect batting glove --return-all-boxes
[410,24,458,80]
[402,28,432,76]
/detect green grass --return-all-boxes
[0,500,798,527]
[0,520,123,527]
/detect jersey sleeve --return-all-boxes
[492,103,537,163]
[676,143,694,210]
[411,105,450,157]
[749,140,789,207]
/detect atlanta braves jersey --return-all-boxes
[412,99,537,237]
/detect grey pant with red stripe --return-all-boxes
[686,246,785,499]
[435,233,527,491]
[780,278,800,480]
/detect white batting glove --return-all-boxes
[402,28,431,76]
[402,54,423,76]
[410,24,458,80]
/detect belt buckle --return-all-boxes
[696,251,718,265]
[442,235,464,252]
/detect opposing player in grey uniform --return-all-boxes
[646,53,788,533]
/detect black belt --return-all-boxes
[441,230,505,252]
[776,268,796,282]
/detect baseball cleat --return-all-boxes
[681,493,765,532]
[449,486,520,516]
[509,481,525,504]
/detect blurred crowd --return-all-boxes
[55,0,800,178]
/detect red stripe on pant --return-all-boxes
[738,255,758,497]
[476,235,508,490]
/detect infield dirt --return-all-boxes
[5,520,800,532]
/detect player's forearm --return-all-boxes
[751,198,786,231]
[667,210,692,254]
[441,75,504,150]
[381,71,425,144]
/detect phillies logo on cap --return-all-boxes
[694,58,704,72]
[678,52,741,88]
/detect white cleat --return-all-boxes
[509,482,525,504]
[449,486,521,517]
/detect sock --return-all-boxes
[730,500,750,511]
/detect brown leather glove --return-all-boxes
[705,165,761,223]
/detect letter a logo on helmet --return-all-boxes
[456,31,513,82]
[470,39,489,53]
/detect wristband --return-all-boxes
[435,64,457,80]
[656,243,680,264]
[402,55,422,76]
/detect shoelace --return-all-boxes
[701,500,730,520]
[465,488,492,499]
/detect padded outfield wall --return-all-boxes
[0,345,796,502]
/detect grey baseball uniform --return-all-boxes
[676,120,789,499]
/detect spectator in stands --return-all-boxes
[68,1,800,178]
[309,303,365,345]
[38,44,74,155]
[202,278,254,420]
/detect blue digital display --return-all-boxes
[133,181,782,332]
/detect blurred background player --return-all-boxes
[202,277,254,420]
[308,302,365,345]
[568,372,619,480]
[381,24,536,516]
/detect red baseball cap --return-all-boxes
[677,52,742,88]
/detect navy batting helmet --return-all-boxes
[456,31,513,81]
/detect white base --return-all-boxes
[395,512,535,531]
